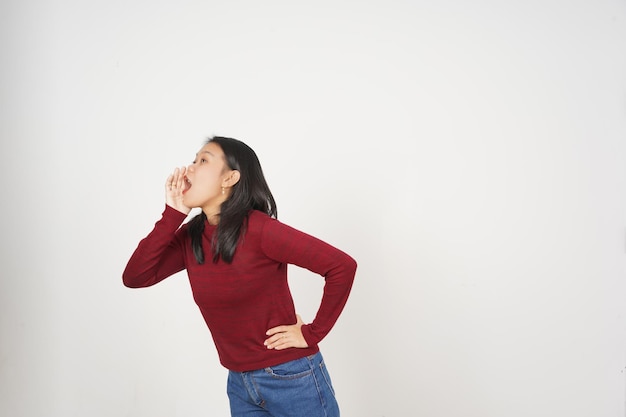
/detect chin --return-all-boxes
[182,196,193,206]
[183,197,201,209]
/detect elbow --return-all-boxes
[122,270,148,289]
[348,256,357,277]
[342,254,358,282]
[123,279,141,289]
[122,274,139,288]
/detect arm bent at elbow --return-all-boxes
[121,206,188,288]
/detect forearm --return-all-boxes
[301,254,357,346]
[122,205,188,288]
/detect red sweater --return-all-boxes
[123,206,356,372]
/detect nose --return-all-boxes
[187,162,195,172]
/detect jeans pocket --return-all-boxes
[264,357,313,380]
[318,360,336,397]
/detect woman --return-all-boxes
[123,136,357,417]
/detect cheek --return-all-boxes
[183,186,207,207]
[185,175,220,202]
[194,173,220,191]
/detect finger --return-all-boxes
[168,167,187,192]
[175,166,185,189]
[274,330,305,350]
[166,173,175,190]
[173,167,181,187]
[264,332,283,346]
[272,338,293,350]
[265,325,287,337]
[167,168,180,190]
[264,332,288,349]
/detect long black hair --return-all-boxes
[187,136,277,264]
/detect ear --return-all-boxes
[223,170,241,187]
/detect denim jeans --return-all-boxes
[227,352,340,417]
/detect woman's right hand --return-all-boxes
[165,167,191,214]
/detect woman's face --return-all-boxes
[183,142,238,213]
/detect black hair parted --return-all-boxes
[186,136,277,264]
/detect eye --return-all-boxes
[200,158,207,164]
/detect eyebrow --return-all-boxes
[196,151,215,157]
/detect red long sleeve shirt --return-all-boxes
[123,206,356,372]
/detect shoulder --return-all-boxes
[244,210,277,238]
[246,210,273,227]
[247,210,298,231]
[246,211,300,241]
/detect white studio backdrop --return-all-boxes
[1,1,626,416]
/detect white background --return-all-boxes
[1,1,626,416]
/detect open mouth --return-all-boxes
[183,176,192,194]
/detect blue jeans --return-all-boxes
[227,352,340,417]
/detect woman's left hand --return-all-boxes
[264,315,309,350]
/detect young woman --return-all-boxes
[123,136,357,417]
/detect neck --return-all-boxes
[202,195,229,225]
[203,210,220,225]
